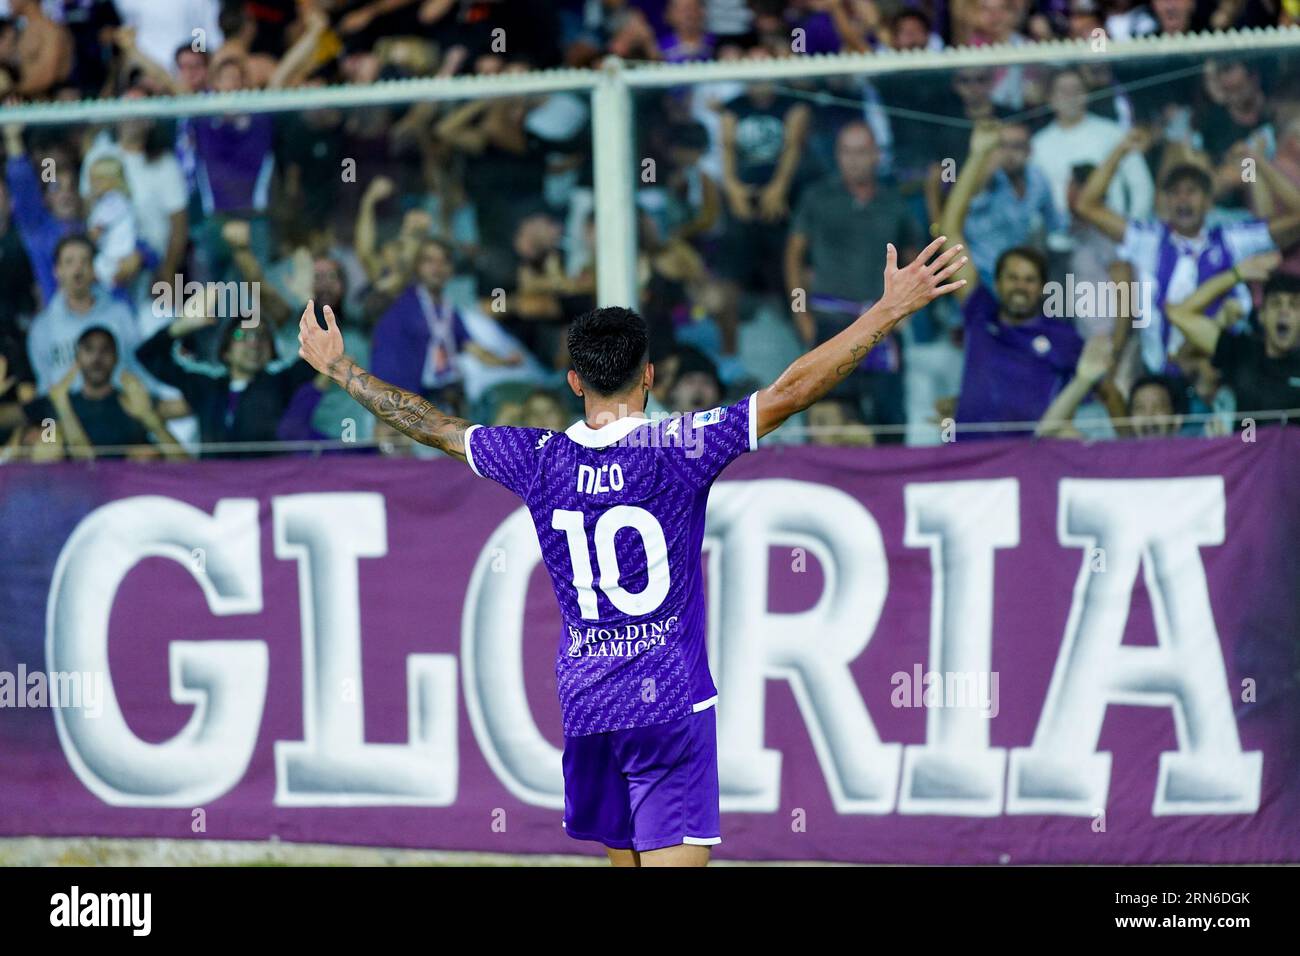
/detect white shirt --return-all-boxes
[458,302,549,404]
[705,0,752,35]
[87,191,138,289]
[27,287,140,394]
[81,132,188,259]
[1119,217,1276,372]
[112,0,223,75]
[1031,114,1155,223]
[1105,7,1159,41]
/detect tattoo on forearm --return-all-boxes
[833,326,891,378]
[835,344,869,378]
[337,359,468,458]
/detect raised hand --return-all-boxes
[221,219,252,249]
[1121,126,1153,155]
[880,237,968,318]
[297,300,345,376]
[116,371,155,421]
[49,364,78,403]
[364,176,396,205]
[969,120,1002,158]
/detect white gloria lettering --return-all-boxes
[47,494,457,808]
[49,479,1259,818]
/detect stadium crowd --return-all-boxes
[0,0,1297,459]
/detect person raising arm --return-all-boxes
[1035,335,1117,439]
[1164,251,1281,354]
[296,237,968,447]
[937,120,1000,303]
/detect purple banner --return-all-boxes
[2,430,1298,863]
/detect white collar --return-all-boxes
[1171,229,1207,252]
[565,415,653,448]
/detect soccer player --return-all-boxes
[296,236,967,867]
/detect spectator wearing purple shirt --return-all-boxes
[940,127,1084,432]
[191,58,276,281]
[2,124,84,304]
[788,1,844,53]
[657,0,717,62]
[371,238,522,416]
[951,248,1083,431]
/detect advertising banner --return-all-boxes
[1,430,1297,863]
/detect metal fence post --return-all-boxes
[590,57,638,309]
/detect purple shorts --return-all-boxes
[561,706,721,852]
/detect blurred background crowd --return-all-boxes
[0,0,1297,460]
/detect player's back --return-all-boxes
[464,394,757,736]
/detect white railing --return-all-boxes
[2,409,1293,462]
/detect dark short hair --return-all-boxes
[1160,163,1213,196]
[671,345,722,395]
[1129,374,1188,416]
[54,233,95,263]
[174,43,209,65]
[1049,67,1086,93]
[418,237,456,263]
[994,245,1048,285]
[892,9,931,33]
[1262,272,1300,299]
[218,319,272,363]
[1213,57,1255,78]
[316,255,350,299]
[217,5,247,37]
[76,325,117,355]
[567,307,649,396]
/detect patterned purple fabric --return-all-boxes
[466,394,758,736]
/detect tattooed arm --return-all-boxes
[754,238,967,439]
[296,300,471,461]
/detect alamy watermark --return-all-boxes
[1042,276,1157,328]
[890,664,1000,718]
[569,403,742,461]
[0,665,104,717]
[152,275,260,327]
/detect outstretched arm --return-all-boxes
[296,300,471,461]
[938,120,1001,303]
[754,237,967,438]
[1036,335,1113,439]
[1164,251,1279,355]
[1075,128,1147,243]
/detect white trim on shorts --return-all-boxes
[683,836,722,846]
[692,695,718,712]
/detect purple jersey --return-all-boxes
[465,394,758,736]
[955,285,1083,430]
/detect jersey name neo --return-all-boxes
[577,462,625,494]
